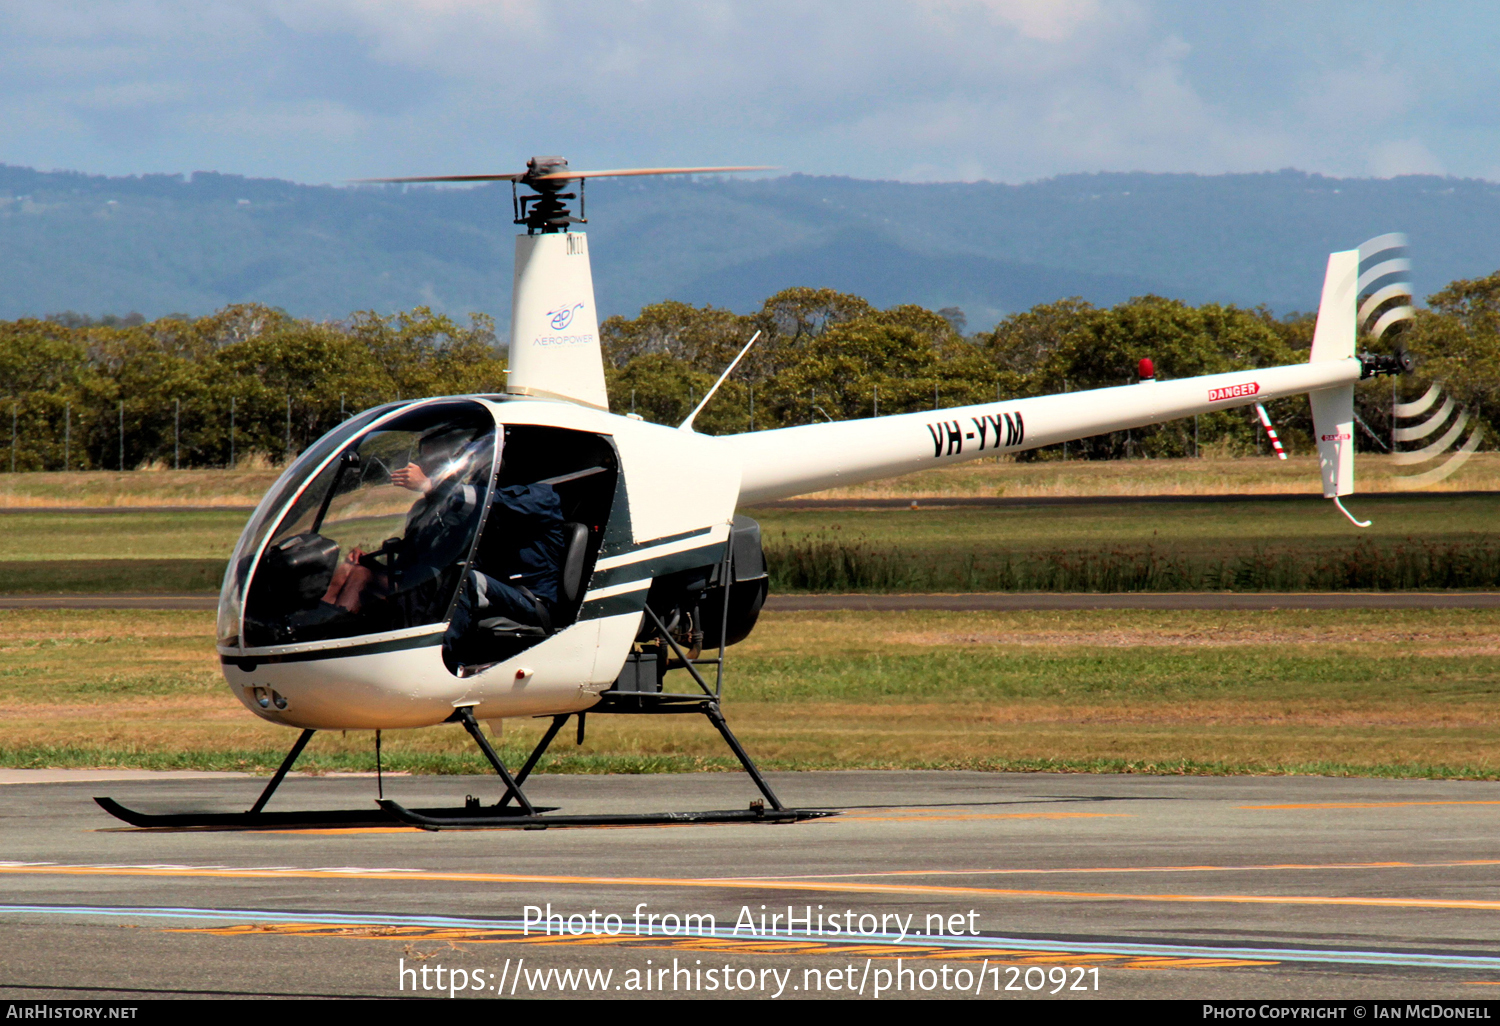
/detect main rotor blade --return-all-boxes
[353,165,774,185]
[534,165,774,180]
[353,174,526,183]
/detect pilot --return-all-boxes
[317,427,485,617]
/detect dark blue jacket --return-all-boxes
[482,484,566,605]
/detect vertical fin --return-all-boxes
[1309,249,1359,499]
[1310,249,1358,363]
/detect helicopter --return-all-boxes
[97,157,1414,831]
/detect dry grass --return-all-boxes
[4,608,1500,777]
[3,453,1497,509]
[0,468,279,508]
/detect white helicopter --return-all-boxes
[98,157,1412,830]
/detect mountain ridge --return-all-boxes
[2,163,1497,330]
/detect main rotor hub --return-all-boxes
[514,156,585,235]
[361,160,770,236]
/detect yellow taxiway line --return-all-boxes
[1242,801,1500,810]
[163,921,1274,969]
[719,858,1500,880]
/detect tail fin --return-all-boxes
[1308,248,1358,500]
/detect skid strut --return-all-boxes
[250,728,314,814]
[95,727,400,829]
[453,705,534,814]
[380,698,808,829]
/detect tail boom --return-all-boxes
[723,358,1360,504]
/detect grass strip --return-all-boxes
[0,559,227,594]
[0,744,741,776]
[7,744,1496,781]
[765,535,1500,593]
[5,455,1499,507]
[7,539,1500,594]
[1,493,1495,594]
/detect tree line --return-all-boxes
[2,273,1496,471]
[0,306,502,471]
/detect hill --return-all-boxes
[2,164,1498,329]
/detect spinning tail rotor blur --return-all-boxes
[1352,234,1485,489]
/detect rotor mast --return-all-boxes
[357,160,771,411]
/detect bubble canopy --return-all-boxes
[218,400,499,652]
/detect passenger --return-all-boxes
[445,478,567,649]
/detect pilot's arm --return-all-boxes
[390,463,431,493]
[395,462,480,526]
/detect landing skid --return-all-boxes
[379,800,830,830]
[91,796,553,830]
[94,699,828,831]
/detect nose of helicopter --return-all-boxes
[223,637,470,729]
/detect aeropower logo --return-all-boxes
[534,302,594,347]
[549,303,584,330]
[1208,382,1260,402]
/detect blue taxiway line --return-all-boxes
[5,903,1500,973]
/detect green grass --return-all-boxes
[757,493,1500,592]
[0,743,1490,781]
[0,508,243,593]
[0,744,740,776]
[0,510,247,561]
[0,559,227,593]
[730,649,1500,702]
[756,492,1500,552]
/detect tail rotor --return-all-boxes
[1357,233,1415,344]
[1392,382,1485,487]
[1351,234,1487,488]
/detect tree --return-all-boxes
[605,352,718,429]
[982,296,1302,458]
[0,319,109,470]
[766,306,999,425]
[599,300,749,370]
[1406,271,1500,417]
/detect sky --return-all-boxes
[1,0,1498,186]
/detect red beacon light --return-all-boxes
[1138,357,1155,381]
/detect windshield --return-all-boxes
[216,404,398,647]
[239,400,497,648]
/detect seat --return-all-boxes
[473,522,590,640]
[558,521,590,609]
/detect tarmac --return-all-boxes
[4,768,1500,1000]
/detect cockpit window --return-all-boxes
[216,403,396,648]
[240,401,497,648]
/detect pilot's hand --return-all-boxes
[347,547,364,563]
[390,462,432,494]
